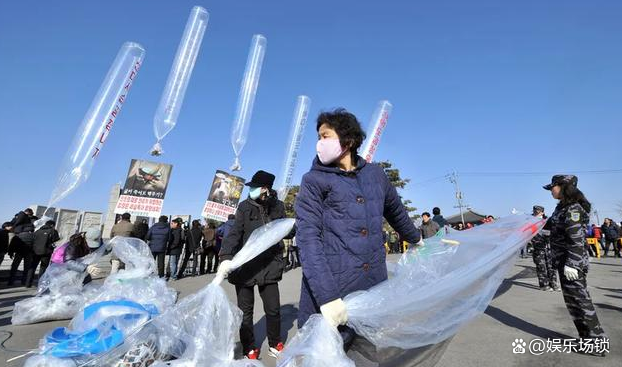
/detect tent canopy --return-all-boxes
[445,209,488,225]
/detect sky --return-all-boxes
[1,0,621,224]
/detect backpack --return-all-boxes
[51,242,70,264]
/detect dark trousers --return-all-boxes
[152,252,166,278]
[287,246,300,269]
[603,239,620,257]
[178,249,198,277]
[8,251,33,285]
[25,254,51,287]
[557,264,607,339]
[532,247,557,289]
[235,283,281,353]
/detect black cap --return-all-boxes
[172,217,184,224]
[543,175,577,190]
[245,170,275,188]
[532,205,544,213]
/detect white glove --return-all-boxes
[564,265,579,281]
[216,260,233,278]
[86,265,102,277]
[320,298,348,328]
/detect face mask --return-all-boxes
[316,138,344,165]
[249,187,263,200]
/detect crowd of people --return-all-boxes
[1,109,614,360]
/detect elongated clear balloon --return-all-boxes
[276,95,311,201]
[230,34,267,171]
[361,100,392,162]
[48,42,145,209]
[151,6,209,156]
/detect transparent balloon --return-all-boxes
[276,96,311,201]
[151,6,209,156]
[230,34,267,171]
[360,100,392,162]
[276,215,545,366]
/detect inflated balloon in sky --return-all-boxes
[361,100,392,162]
[230,34,267,171]
[276,95,311,201]
[151,6,209,156]
[48,42,145,209]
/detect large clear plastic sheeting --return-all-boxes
[11,245,108,325]
[150,6,209,156]
[360,100,392,163]
[276,214,544,366]
[35,42,145,228]
[276,96,311,201]
[85,236,177,315]
[230,34,267,171]
[150,219,295,366]
[277,315,354,367]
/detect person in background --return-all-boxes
[146,216,170,278]
[7,209,36,286]
[601,218,620,257]
[133,219,150,241]
[1,222,11,268]
[529,206,559,291]
[201,222,217,274]
[217,171,289,360]
[286,236,300,270]
[432,207,448,228]
[85,227,103,253]
[419,212,440,239]
[166,218,184,281]
[456,223,464,231]
[592,224,603,256]
[63,233,102,284]
[215,215,236,272]
[26,220,60,287]
[178,220,202,278]
[110,212,134,273]
[294,108,422,364]
[543,175,607,356]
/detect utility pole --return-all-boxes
[447,171,468,226]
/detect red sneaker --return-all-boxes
[246,348,260,360]
[268,342,285,358]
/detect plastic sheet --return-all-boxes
[360,100,392,163]
[151,6,209,156]
[276,96,311,201]
[230,35,267,171]
[11,245,108,325]
[277,214,544,366]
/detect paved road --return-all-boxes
[0,255,620,366]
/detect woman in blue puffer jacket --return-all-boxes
[295,108,421,334]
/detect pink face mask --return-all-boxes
[316,138,344,165]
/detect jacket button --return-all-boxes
[361,228,368,236]
[363,263,370,271]
[356,196,365,204]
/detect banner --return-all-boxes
[114,159,173,218]
[201,170,245,222]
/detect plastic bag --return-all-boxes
[151,6,209,156]
[360,100,392,163]
[277,215,544,366]
[230,34,267,171]
[276,96,311,201]
[11,245,108,325]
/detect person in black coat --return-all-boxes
[177,220,203,278]
[218,170,289,359]
[25,220,60,287]
[0,222,10,268]
[132,219,150,241]
[146,216,171,278]
[166,218,184,281]
[7,209,36,286]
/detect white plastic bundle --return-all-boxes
[277,214,544,366]
[11,245,107,325]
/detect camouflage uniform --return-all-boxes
[546,202,606,338]
[530,226,558,289]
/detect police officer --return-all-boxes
[543,175,607,356]
[529,205,559,291]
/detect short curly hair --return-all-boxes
[316,108,366,155]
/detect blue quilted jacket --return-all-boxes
[295,156,421,327]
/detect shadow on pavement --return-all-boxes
[484,305,574,340]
